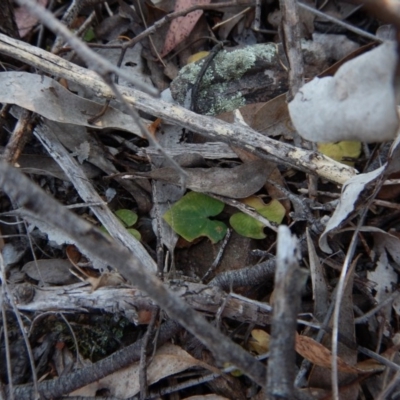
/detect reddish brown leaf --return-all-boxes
[15,0,47,38]
[161,0,211,57]
[295,334,359,374]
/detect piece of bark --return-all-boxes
[14,280,272,326]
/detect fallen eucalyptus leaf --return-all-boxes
[319,134,400,253]
[0,71,143,135]
[132,159,270,199]
[161,0,210,57]
[22,259,78,285]
[71,343,217,398]
[319,166,384,253]
[296,333,359,374]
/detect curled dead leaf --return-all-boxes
[295,334,359,374]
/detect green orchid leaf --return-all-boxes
[100,209,141,241]
[230,197,285,239]
[163,192,227,243]
[115,209,138,227]
[126,228,141,241]
[83,28,96,42]
[230,212,266,239]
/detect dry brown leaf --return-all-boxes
[250,94,294,138]
[0,72,143,135]
[295,334,359,374]
[355,359,386,374]
[161,0,211,57]
[147,117,162,135]
[22,259,78,285]
[66,245,126,291]
[133,159,271,198]
[15,0,47,37]
[66,244,82,264]
[70,343,220,398]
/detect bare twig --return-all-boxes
[355,290,400,324]
[298,2,380,42]
[279,0,304,102]
[3,108,33,164]
[267,226,308,399]
[139,309,159,400]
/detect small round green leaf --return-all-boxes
[83,28,96,42]
[257,199,286,224]
[115,209,138,227]
[127,228,141,241]
[230,197,286,239]
[163,192,227,243]
[230,213,266,239]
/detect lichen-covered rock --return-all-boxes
[170,43,288,115]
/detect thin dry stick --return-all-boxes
[355,290,400,324]
[59,313,83,367]
[377,371,400,400]
[139,309,159,400]
[3,108,32,164]
[279,0,304,102]
[33,123,157,273]
[202,228,232,282]
[331,213,367,400]
[298,2,380,42]
[209,194,278,233]
[212,7,252,31]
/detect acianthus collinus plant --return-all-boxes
[163,191,285,243]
